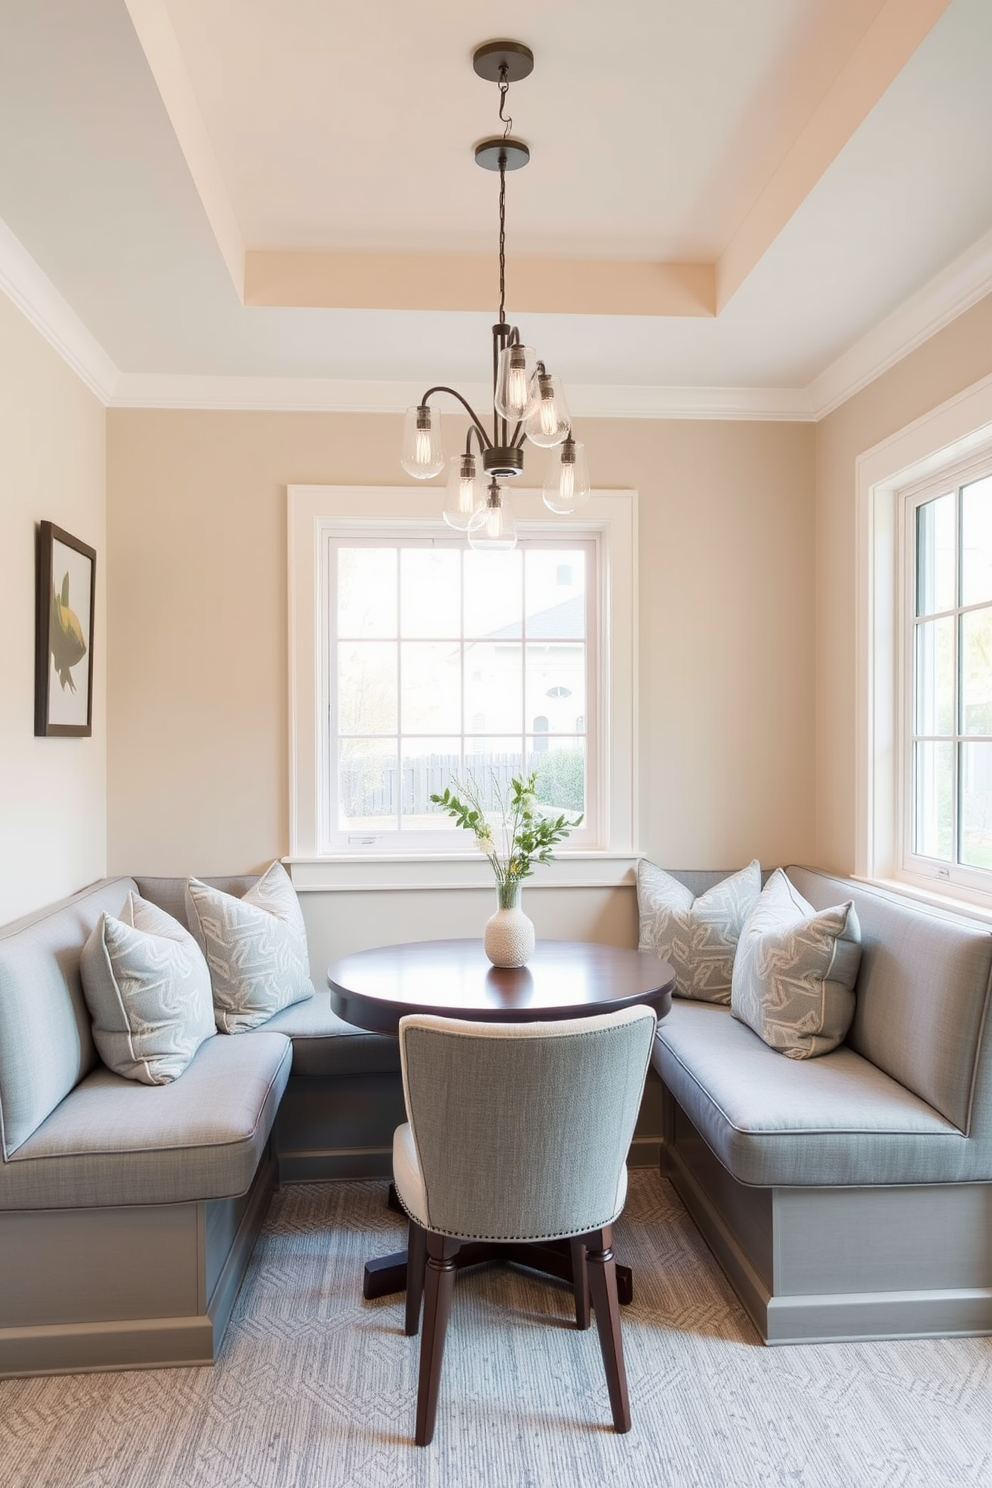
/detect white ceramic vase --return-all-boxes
[483,880,535,968]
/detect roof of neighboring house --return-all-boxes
[480,594,585,641]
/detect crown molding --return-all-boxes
[0,216,120,402]
[109,373,815,420]
[567,384,814,420]
[108,374,444,413]
[807,227,992,419]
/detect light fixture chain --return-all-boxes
[498,155,506,323]
[496,61,510,324]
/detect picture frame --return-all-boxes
[35,520,96,737]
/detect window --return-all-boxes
[329,536,593,851]
[858,374,992,914]
[904,469,992,893]
[287,485,636,889]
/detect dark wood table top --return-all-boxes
[327,938,675,1035]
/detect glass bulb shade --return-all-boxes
[467,489,517,551]
[442,454,485,530]
[494,343,539,422]
[543,440,591,514]
[524,372,571,447]
[401,405,445,478]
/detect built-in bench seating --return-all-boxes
[653,867,992,1344]
[0,874,404,1379]
[3,863,989,1376]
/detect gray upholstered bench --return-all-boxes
[0,873,402,1379]
[653,867,992,1345]
[135,876,405,1185]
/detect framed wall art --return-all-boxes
[35,520,96,737]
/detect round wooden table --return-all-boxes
[327,937,675,1035]
[328,938,675,1303]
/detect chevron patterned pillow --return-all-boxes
[730,869,862,1059]
[636,860,761,1004]
[185,862,315,1033]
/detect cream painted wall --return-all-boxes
[107,409,815,955]
[0,290,106,923]
[815,291,992,872]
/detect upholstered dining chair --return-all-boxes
[393,1004,658,1445]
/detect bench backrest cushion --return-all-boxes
[135,876,256,932]
[0,876,137,1156]
[786,868,992,1133]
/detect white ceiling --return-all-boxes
[0,0,991,417]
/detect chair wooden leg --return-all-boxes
[585,1226,632,1434]
[570,1237,591,1330]
[405,1220,427,1336]
[415,1233,460,1446]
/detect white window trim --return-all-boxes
[287,484,638,891]
[857,370,992,917]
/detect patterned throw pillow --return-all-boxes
[185,862,314,1033]
[636,860,761,1004]
[731,869,862,1059]
[80,893,215,1083]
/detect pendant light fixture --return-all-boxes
[400,40,591,544]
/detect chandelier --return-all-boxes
[400,40,590,551]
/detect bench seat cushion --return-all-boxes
[0,1031,291,1210]
[261,990,401,1076]
[654,1001,981,1188]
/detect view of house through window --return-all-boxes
[910,472,992,881]
[329,536,593,847]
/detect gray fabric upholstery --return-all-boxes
[0,876,137,1156]
[653,1000,989,1187]
[393,1120,629,1229]
[135,876,256,931]
[0,1031,291,1209]
[263,990,401,1076]
[79,893,216,1084]
[662,868,777,897]
[786,868,992,1131]
[394,1007,656,1243]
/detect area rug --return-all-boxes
[0,1171,988,1488]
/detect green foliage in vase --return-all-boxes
[430,770,582,889]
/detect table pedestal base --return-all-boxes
[363,1194,634,1305]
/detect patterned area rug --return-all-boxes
[1,1172,989,1488]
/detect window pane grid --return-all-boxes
[330,538,591,841]
[911,481,992,877]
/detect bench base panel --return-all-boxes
[662,1089,992,1344]
[272,1066,666,1181]
[0,1146,277,1379]
[273,1072,405,1181]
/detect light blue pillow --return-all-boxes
[80,893,215,1084]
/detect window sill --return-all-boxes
[284,852,640,893]
[852,874,992,926]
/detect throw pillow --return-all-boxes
[730,868,862,1059]
[80,892,216,1084]
[636,859,761,1004]
[185,862,315,1033]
